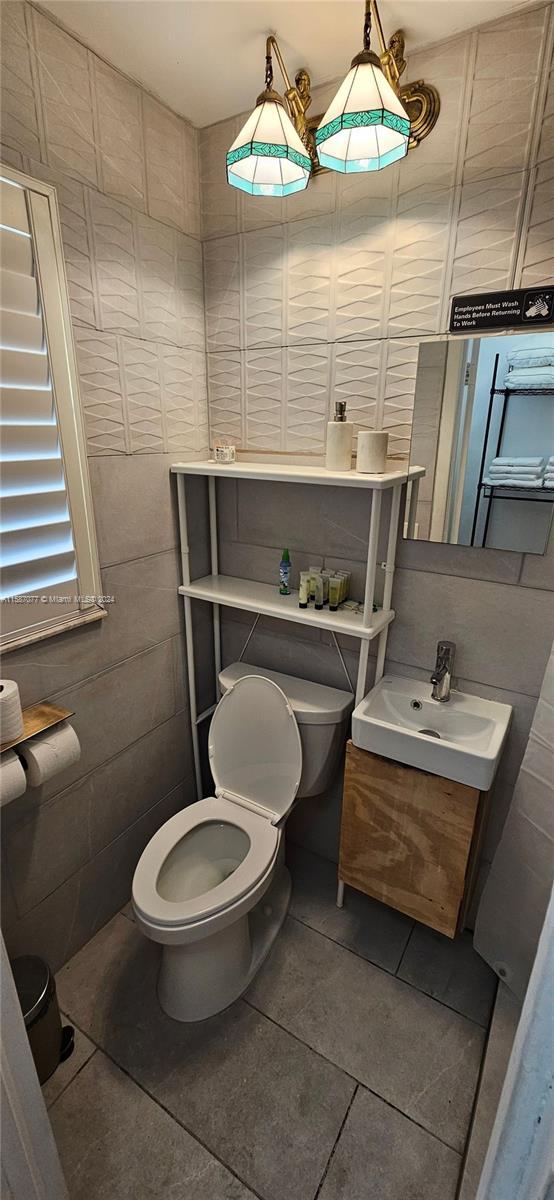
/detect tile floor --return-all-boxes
[47,843,497,1200]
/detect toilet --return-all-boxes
[132,666,353,1022]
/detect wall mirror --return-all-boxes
[404,332,554,554]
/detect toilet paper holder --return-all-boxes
[0,702,74,754]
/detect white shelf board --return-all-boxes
[171,459,425,490]
[179,574,394,641]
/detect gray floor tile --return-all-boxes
[57,914,355,1200]
[397,925,497,1027]
[50,1051,256,1200]
[42,1018,96,1108]
[247,918,485,1153]
[319,1087,461,1200]
[287,843,413,973]
[459,983,522,1200]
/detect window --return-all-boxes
[1,166,103,650]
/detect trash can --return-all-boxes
[11,955,74,1084]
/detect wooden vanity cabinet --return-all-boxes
[339,741,487,937]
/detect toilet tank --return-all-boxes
[218,663,354,798]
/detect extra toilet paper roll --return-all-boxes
[18,721,81,788]
[0,679,24,743]
[0,749,27,806]
[356,430,389,474]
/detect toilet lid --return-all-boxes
[209,675,302,825]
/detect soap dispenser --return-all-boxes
[325,401,353,472]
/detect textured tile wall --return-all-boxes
[0,2,207,969]
[200,4,554,458]
[0,0,206,460]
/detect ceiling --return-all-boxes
[40,0,534,127]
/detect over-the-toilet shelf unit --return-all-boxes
[172,460,425,798]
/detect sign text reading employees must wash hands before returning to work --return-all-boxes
[450,287,554,333]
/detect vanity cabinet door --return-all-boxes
[339,742,481,937]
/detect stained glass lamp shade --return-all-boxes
[227,91,311,197]
[316,50,410,173]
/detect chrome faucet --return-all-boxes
[430,640,456,702]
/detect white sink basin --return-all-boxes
[352,675,512,790]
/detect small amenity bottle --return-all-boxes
[325,401,353,472]
[279,549,291,595]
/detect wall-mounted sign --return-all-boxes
[450,287,554,333]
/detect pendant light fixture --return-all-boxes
[226,39,311,197]
[315,0,410,173]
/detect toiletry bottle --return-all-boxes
[314,573,324,611]
[279,549,291,595]
[298,570,310,609]
[325,401,353,472]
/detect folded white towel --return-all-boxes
[491,457,544,468]
[548,456,554,466]
[489,471,543,481]
[489,465,543,475]
[544,480,554,489]
[485,477,544,489]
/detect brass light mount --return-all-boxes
[267,0,440,174]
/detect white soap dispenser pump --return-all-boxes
[325,400,353,472]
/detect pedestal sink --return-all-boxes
[352,675,512,790]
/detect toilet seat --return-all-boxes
[133,676,302,933]
[132,795,279,929]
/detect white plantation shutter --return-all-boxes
[0,169,103,650]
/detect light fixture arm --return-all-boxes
[265,35,295,98]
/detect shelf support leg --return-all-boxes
[406,478,419,539]
[208,476,222,689]
[336,880,345,908]
[375,483,402,685]
[177,474,202,800]
[356,490,382,705]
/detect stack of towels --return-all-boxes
[545,457,554,489]
[485,457,545,488]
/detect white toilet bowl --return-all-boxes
[132,669,353,1022]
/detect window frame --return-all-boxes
[1,164,105,652]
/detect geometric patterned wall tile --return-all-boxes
[284,166,337,226]
[89,190,140,335]
[388,185,453,338]
[448,171,526,298]
[160,345,197,455]
[245,347,284,448]
[243,226,284,348]
[335,194,390,342]
[176,233,205,351]
[240,191,284,235]
[24,155,98,328]
[287,215,333,344]
[0,2,43,158]
[463,8,548,183]
[204,235,241,351]
[143,95,187,232]
[74,329,127,455]
[286,344,330,452]
[403,34,469,193]
[199,117,239,239]
[517,160,554,288]
[207,350,244,444]
[182,120,201,239]
[32,9,98,186]
[135,211,179,344]
[382,338,420,458]
[120,337,162,453]
[536,62,554,168]
[92,58,147,211]
[333,340,382,436]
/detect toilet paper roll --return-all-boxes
[356,430,389,474]
[0,749,27,806]
[18,721,81,788]
[0,679,24,743]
